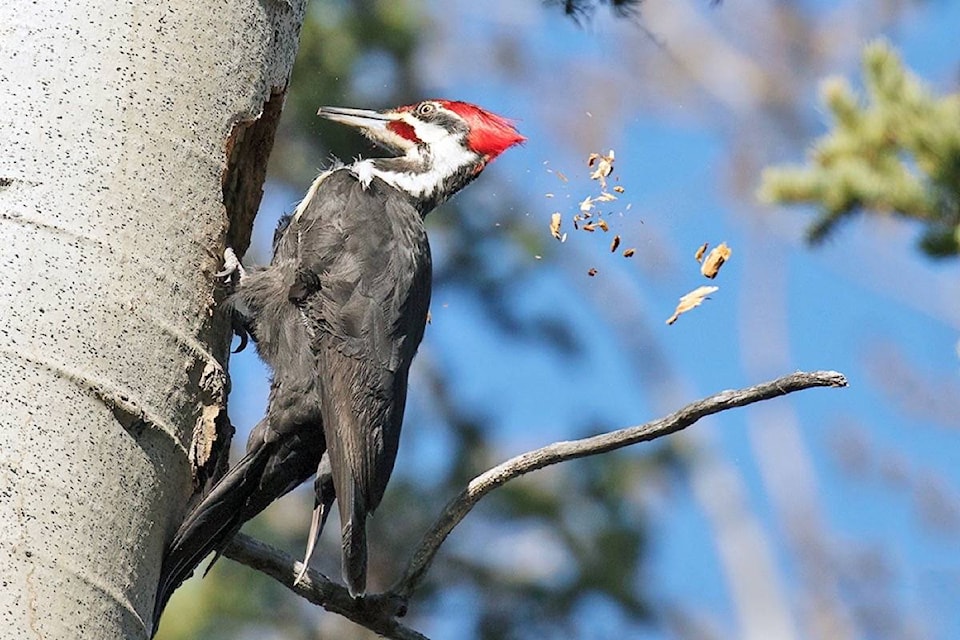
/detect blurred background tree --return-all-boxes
[156,1,960,639]
[760,40,960,258]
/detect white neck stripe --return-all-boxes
[351,136,479,200]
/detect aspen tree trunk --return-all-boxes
[0,2,304,637]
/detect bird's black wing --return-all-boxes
[152,408,324,632]
[291,170,432,595]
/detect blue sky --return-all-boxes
[228,1,960,637]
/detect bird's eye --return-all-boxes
[417,102,436,116]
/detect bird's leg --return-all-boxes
[215,247,253,352]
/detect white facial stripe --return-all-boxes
[370,135,478,199]
[406,115,449,144]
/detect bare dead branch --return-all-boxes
[392,369,846,597]
[225,369,847,640]
[223,534,424,640]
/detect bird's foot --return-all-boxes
[215,247,247,285]
[292,563,333,588]
[293,562,310,587]
[216,247,252,352]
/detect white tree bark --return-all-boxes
[0,2,305,638]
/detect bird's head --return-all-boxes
[318,100,525,208]
[319,100,525,163]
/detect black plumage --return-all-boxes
[152,100,523,633]
[292,171,432,593]
[153,170,429,616]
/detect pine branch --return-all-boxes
[759,39,960,255]
[225,369,847,640]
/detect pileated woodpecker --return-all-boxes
[152,100,524,630]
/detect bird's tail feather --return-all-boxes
[152,444,273,632]
[341,484,368,597]
[152,421,325,636]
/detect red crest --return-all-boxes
[438,100,525,160]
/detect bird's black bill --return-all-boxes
[317,106,393,130]
[318,105,417,155]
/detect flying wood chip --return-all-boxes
[610,235,621,253]
[550,212,562,241]
[588,150,615,183]
[701,242,732,279]
[588,267,598,277]
[623,248,636,258]
[666,286,718,325]
[695,243,708,264]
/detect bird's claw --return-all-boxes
[231,315,250,353]
[216,247,247,284]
